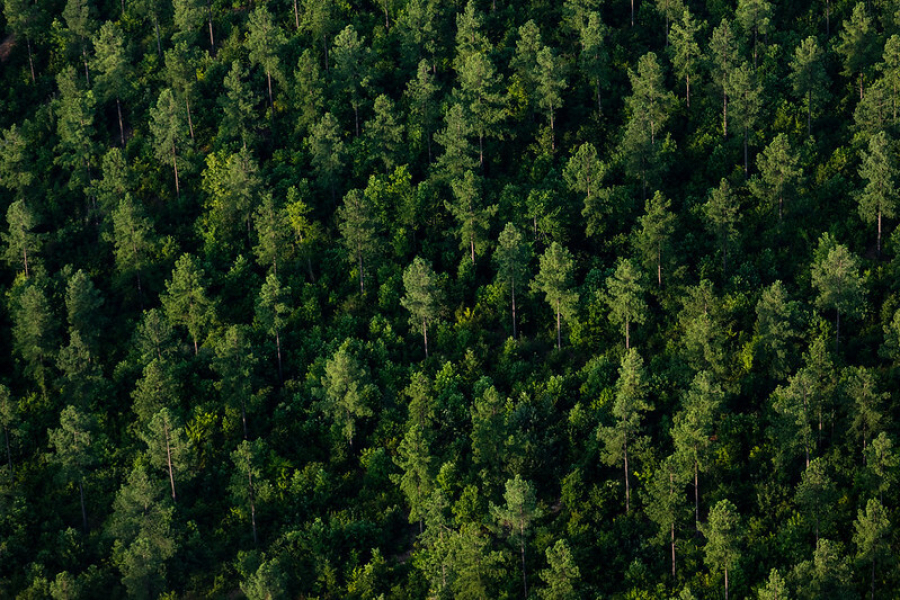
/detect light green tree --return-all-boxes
[150,88,190,196]
[836,3,879,100]
[598,348,652,513]
[230,439,271,546]
[635,191,676,287]
[91,21,130,146]
[337,189,379,295]
[750,133,802,221]
[702,499,740,600]
[854,498,890,600]
[2,199,42,278]
[669,8,702,108]
[255,273,291,381]
[161,254,214,355]
[858,131,897,256]
[246,5,285,110]
[538,539,580,600]
[605,257,647,349]
[810,235,865,351]
[140,408,193,503]
[735,0,772,68]
[491,474,543,599]
[401,257,443,357]
[48,405,96,533]
[447,170,497,264]
[703,178,740,274]
[320,342,376,448]
[531,242,578,349]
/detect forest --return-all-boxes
[2,0,900,597]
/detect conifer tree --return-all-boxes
[599,348,652,513]
[605,257,647,349]
[320,343,375,448]
[635,191,676,287]
[401,257,443,357]
[337,189,378,295]
[494,223,532,340]
[531,242,578,349]
[791,36,827,136]
[857,131,897,256]
[150,89,189,196]
[702,499,740,600]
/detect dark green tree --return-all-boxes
[791,36,827,136]
[672,371,724,528]
[91,21,130,147]
[48,405,96,533]
[836,2,879,99]
[218,61,258,149]
[538,539,580,600]
[494,223,532,340]
[750,133,802,221]
[854,498,890,600]
[331,25,371,136]
[727,61,761,177]
[366,95,405,172]
[212,326,257,440]
[230,439,270,546]
[669,8,702,108]
[307,112,346,199]
[795,457,837,545]
[709,18,738,138]
[2,199,42,278]
[247,5,285,111]
[338,189,379,295]
[703,178,740,274]
[735,0,772,68]
[140,408,193,503]
[150,88,190,196]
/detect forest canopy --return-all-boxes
[1,0,900,598]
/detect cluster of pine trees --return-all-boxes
[3,0,900,597]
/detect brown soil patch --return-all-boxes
[0,34,16,63]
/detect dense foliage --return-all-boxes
[2,0,900,598]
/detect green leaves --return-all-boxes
[531,242,578,349]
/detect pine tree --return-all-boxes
[212,326,257,440]
[727,62,761,177]
[140,408,193,503]
[857,131,897,256]
[702,499,740,600]
[406,60,440,163]
[331,25,371,136]
[735,0,772,68]
[538,540,580,600]
[255,273,290,381]
[218,61,258,149]
[605,258,648,349]
[535,46,567,151]
[703,179,740,275]
[337,189,378,295]
[161,254,215,355]
[2,199,42,278]
[230,439,270,546]
[494,223,532,340]
[810,235,865,350]
[401,257,443,357]
[750,133,802,221]
[791,36,827,136]
[854,498,890,600]
[246,5,285,111]
[252,192,289,275]
[635,191,676,287]
[491,475,543,600]
[531,242,578,349]
[319,343,376,448]
[365,95,405,172]
[598,348,652,513]
[307,112,346,199]
[48,405,96,533]
[669,8,702,108]
[710,19,738,138]
[150,89,190,196]
[90,22,130,147]
[836,3,879,99]
[672,371,723,528]
[393,423,433,533]
[447,170,497,263]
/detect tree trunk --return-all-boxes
[116,97,126,147]
[470,235,475,264]
[624,434,631,513]
[293,0,300,29]
[511,280,517,340]
[670,472,676,578]
[82,46,91,88]
[207,0,215,50]
[153,16,162,57]
[358,250,365,295]
[657,242,662,287]
[240,398,248,440]
[172,144,180,197]
[521,540,528,600]
[556,299,561,350]
[686,72,690,108]
[743,127,749,179]
[808,89,812,136]
[725,567,729,600]
[694,452,700,530]
[23,245,28,278]
[186,96,195,140]
[723,91,728,139]
[165,421,177,502]
[4,426,11,474]
[626,320,630,349]
[266,68,274,111]
[871,554,876,600]
[877,209,882,257]
[26,38,35,84]
[423,319,428,358]
[275,329,283,382]
[630,0,634,26]
[836,308,840,353]
[248,466,258,546]
[79,479,88,533]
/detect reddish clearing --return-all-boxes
[0,34,15,63]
